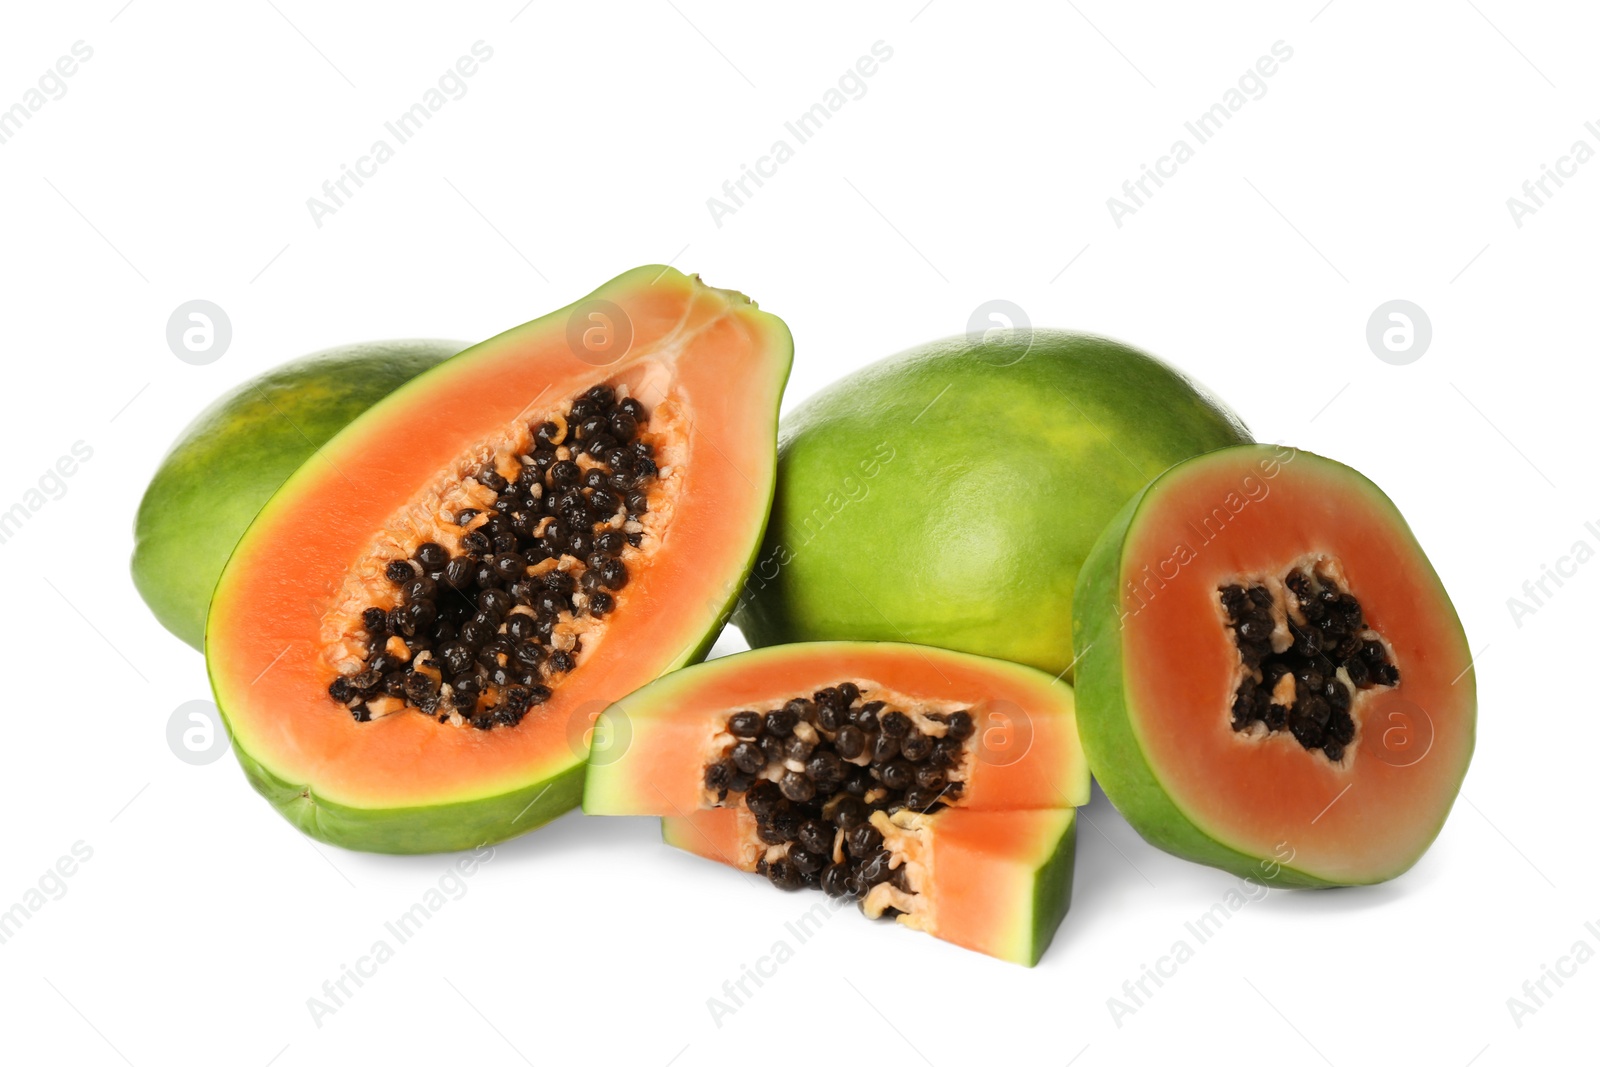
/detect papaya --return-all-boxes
[1071,444,1475,886]
[205,267,792,853]
[733,330,1252,678]
[133,340,465,649]
[582,640,1087,963]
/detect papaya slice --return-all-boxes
[1072,444,1475,887]
[664,806,1076,966]
[206,267,792,853]
[582,641,1087,963]
[582,640,1089,817]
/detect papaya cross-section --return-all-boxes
[1071,444,1475,886]
[206,267,792,853]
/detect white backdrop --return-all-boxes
[0,2,1593,1064]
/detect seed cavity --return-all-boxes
[703,684,976,916]
[1219,561,1400,763]
[327,383,662,730]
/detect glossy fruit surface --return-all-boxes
[735,330,1251,677]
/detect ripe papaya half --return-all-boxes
[734,330,1252,679]
[1072,444,1475,887]
[206,267,792,853]
[583,641,1087,963]
[134,340,466,650]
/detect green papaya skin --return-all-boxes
[131,340,465,649]
[1029,814,1078,964]
[733,330,1252,677]
[233,740,583,854]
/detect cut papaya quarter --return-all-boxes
[582,640,1087,818]
[1072,444,1475,887]
[663,806,1076,966]
[206,266,792,853]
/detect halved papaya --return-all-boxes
[664,806,1076,966]
[206,267,792,853]
[582,641,1086,962]
[1072,444,1475,887]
